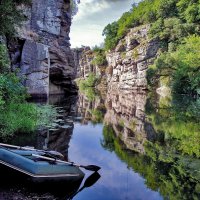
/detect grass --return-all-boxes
[0,102,57,138]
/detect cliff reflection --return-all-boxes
[104,90,149,154]
[78,89,200,200]
[78,89,106,125]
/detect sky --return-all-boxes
[70,0,140,48]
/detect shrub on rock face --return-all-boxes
[92,50,107,67]
[0,0,31,37]
[147,35,200,95]
[0,44,10,73]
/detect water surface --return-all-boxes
[0,91,199,200]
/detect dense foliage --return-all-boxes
[0,0,31,37]
[147,35,200,94]
[77,73,99,89]
[92,47,107,67]
[103,0,200,50]
[102,0,200,94]
[0,44,10,73]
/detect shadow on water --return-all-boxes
[0,163,101,199]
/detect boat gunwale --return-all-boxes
[0,160,81,178]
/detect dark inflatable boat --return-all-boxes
[0,146,85,183]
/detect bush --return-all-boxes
[0,0,31,37]
[78,73,99,89]
[92,48,107,66]
[0,103,58,138]
[102,22,119,50]
[0,73,28,105]
[0,44,10,73]
[147,35,200,95]
[79,86,97,102]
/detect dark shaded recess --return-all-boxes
[7,38,26,71]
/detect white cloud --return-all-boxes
[70,0,140,48]
[73,0,110,21]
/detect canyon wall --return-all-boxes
[76,25,160,91]
[9,0,77,98]
[106,25,159,90]
[73,46,101,79]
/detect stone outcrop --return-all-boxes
[9,0,77,98]
[74,25,160,91]
[106,25,160,90]
[73,46,101,78]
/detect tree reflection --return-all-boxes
[101,123,200,200]
[78,88,200,199]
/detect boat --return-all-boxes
[0,145,85,183]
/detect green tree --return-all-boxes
[147,35,200,95]
[102,22,119,50]
[0,0,31,37]
[0,44,10,73]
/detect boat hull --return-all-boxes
[0,148,84,183]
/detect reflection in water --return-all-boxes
[0,90,199,199]
[0,95,101,199]
[0,165,101,200]
[68,172,101,200]
[78,91,106,125]
[77,88,200,200]
[104,90,150,154]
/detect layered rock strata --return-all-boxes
[9,0,77,98]
[106,25,160,90]
[75,25,160,91]
[73,46,101,78]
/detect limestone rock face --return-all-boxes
[72,46,102,79]
[20,40,50,97]
[9,0,77,98]
[106,25,160,90]
[74,25,160,91]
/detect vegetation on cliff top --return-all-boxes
[103,0,200,51]
[102,0,200,95]
[147,35,200,95]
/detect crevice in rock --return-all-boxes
[8,38,26,72]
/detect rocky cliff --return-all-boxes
[73,46,101,79]
[106,25,159,90]
[9,0,77,98]
[75,25,160,91]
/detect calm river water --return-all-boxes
[0,90,200,200]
